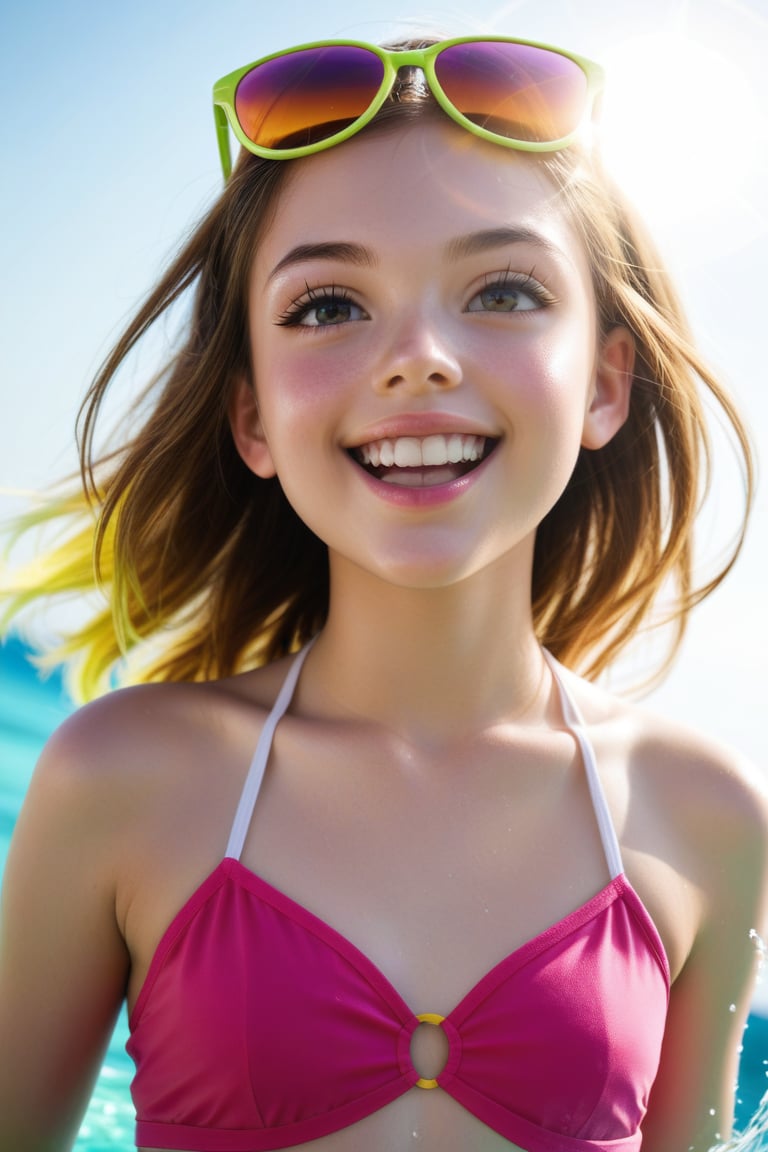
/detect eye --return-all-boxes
[277,286,368,328]
[467,274,553,314]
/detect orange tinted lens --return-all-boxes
[435,41,589,142]
[234,46,385,151]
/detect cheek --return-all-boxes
[488,319,596,418]
[254,340,364,430]
[532,343,595,424]
[250,339,367,490]
[490,319,598,488]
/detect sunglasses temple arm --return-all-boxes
[213,103,233,181]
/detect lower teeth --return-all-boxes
[377,464,469,487]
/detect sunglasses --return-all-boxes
[212,37,605,179]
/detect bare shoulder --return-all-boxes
[16,657,299,882]
[564,666,768,931]
[621,696,767,874]
[565,666,768,842]
[33,657,291,792]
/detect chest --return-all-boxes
[125,711,692,1014]
[229,723,619,1009]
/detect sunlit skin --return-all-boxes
[0,120,765,1152]
[238,123,629,586]
[231,121,633,740]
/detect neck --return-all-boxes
[305,552,551,746]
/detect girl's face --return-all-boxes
[232,119,632,591]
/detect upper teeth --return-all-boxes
[357,434,487,469]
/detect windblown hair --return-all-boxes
[1,44,753,700]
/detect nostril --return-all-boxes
[385,372,456,390]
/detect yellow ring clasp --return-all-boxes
[414,1013,446,1089]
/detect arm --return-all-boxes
[0,711,131,1151]
[641,749,768,1152]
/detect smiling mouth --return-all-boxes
[349,433,497,488]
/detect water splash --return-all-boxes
[709,1090,768,1151]
[714,927,768,1152]
[710,934,768,1150]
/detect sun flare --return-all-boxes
[599,31,762,238]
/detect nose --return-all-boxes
[372,311,463,396]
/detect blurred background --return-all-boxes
[1,0,766,1145]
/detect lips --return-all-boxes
[350,433,496,487]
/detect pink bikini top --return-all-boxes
[127,645,670,1152]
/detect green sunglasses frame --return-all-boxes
[212,36,605,179]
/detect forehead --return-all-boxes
[254,120,588,278]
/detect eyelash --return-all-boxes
[476,269,557,309]
[276,284,359,328]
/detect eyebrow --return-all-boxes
[268,241,378,281]
[267,226,563,282]
[446,227,564,262]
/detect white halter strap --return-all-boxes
[543,649,624,879]
[225,641,315,861]
[226,641,623,881]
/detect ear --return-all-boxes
[581,326,635,450]
[228,374,277,479]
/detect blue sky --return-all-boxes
[1,0,767,780]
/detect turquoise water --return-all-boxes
[1,635,766,1150]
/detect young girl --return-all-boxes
[0,34,765,1152]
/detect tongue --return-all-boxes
[375,464,466,487]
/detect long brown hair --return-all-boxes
[1,47,753,699]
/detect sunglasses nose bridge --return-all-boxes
[386,47,430,70]
[383,51,436,108]
[383,47,435,92]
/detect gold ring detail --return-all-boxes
[414,1013,446,1089]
